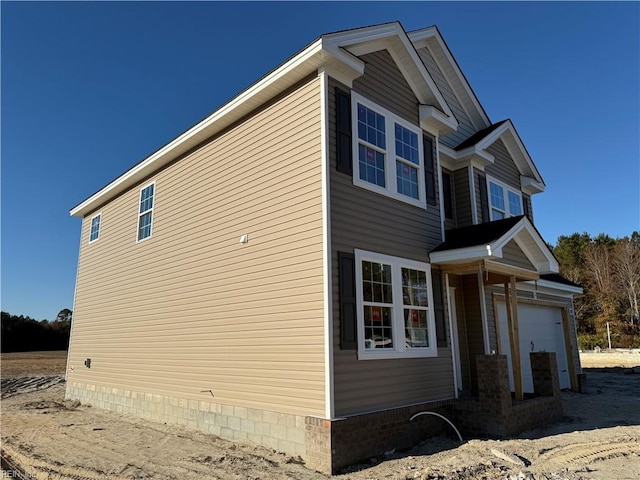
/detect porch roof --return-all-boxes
[429,216,559,276]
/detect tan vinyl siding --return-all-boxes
[329,66,453,416]
[485,139,521,190]
[416,47,476,149]
[453,167,473,227]
[68,76,325,417]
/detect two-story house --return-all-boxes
[66,22,582,474]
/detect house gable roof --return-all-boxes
[322,22,456,120]
[443,119,545,193]
[70,22,458,217]
[430,215,559,274]
[407,26,491,131]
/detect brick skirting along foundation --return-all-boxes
[67,352,563,475]
[453,353,563,438]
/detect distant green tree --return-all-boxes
[552,231,640,348]
[56,308,73,323]
[1,310,72,352]
[553,232,591,283]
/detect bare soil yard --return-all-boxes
[1,351,639,480]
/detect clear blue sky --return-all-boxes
[2,2,638,320]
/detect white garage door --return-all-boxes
[497,302,570,392]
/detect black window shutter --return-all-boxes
[523,196,532,222]
[431,269,447,348]
[338,252,357,350]
[424,136,436,206]
[442,172,453,220]
[335,88,353,176]
[478,173,490,223]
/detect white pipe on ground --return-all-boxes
[409,411,463,442]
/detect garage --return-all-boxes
[496,301,571,392]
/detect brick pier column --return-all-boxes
[476,355,512,437]
[530,352,561,399]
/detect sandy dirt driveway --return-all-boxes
[1,352,639,480]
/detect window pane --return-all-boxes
[138,211,153,240]
[394,123,419,165]
[359,145,385,187]
[402,268,429,307]
[140,184,155,213]
[492,209,505,220]
[396,161,419,199]
[90,215,100,241]
[357,104,386,149]
[364,306,393,349]
[362,260,393,349]
[489,182,505,211]
[405,309,429,347]
[508,191,522,215]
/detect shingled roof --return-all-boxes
[454,120,508,150]
[431,215,524,252]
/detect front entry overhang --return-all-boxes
[429,215,558,277]
[430,216,562,401]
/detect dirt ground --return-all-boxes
[1,352,639,480]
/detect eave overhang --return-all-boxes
[439,143,494,170]
[71,22,459,218]
[408,26,491,131]
[429,216,559,275]
[449,120,545,191]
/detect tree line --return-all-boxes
[1,309,72,352]
[552,231,640,349]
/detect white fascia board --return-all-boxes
[520,280,583,296]
[430,244,495,264]
[438,144,456,170]
[71,39,331,217]
[438,143,493,170]
[513,225,559,273]
[497,217,559,274]
[323,22,404,48]
[521,176,546,195]
[419,105,458,136]
[491,218,526,253]
[320,39,366,78]
[479,120,544,186]
[334,24,456,122]
[408,27,491,129]
[391,34,456,120]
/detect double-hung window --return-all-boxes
[352,93,426,208]
[355,249,437,359]
[137,183,155,241]
[89,214,101,243]
[487,177,522,220]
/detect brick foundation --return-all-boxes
[453,353,563,438]
[68,353,563,475]
[305,400,454,474]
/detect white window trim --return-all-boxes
[136,182,155,243]
[89,213,101,243]
[355,249,437,360]
[486,176,523,220]
[351,92,427,209]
